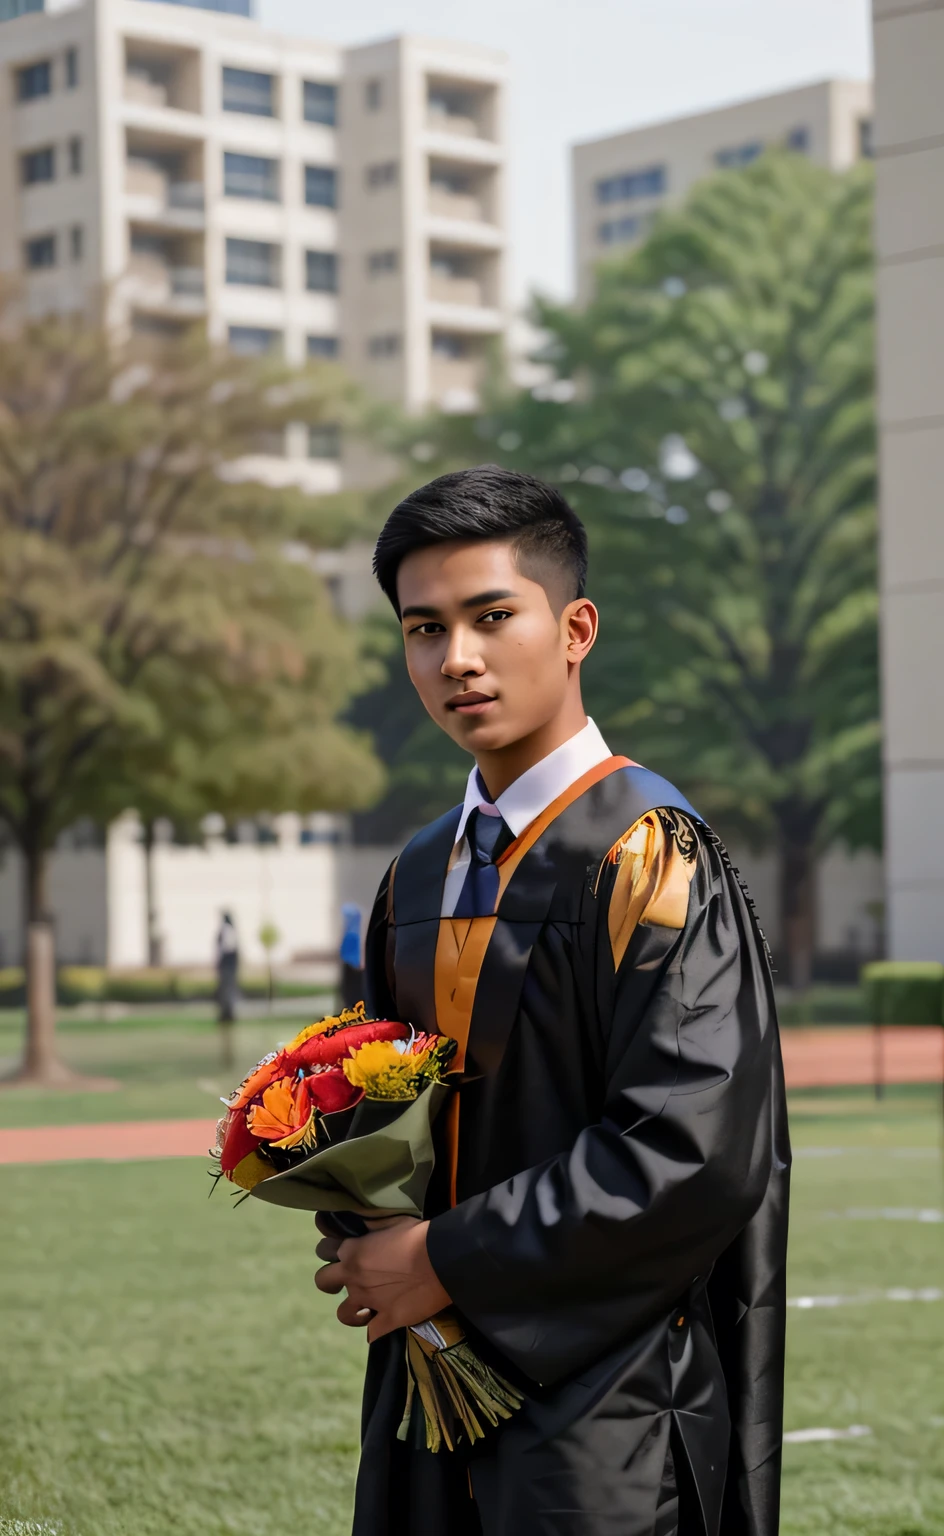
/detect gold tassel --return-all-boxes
[402,1314,525,1453]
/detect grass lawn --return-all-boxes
[0,1020,942,1535]
[0,1014,327,1128]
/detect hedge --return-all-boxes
[861,961,944,1026]
[0,967,331,1009]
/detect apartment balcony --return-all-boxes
[123,45,202,116]
[125,160,206,229]
[428,274,482,306]
[428,188,485,223]
[430,355,483,413]
[427,299,503,334]
[125,254,206,314]
[425,80,499,157]
[426,106,478,138]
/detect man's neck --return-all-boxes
[475,706,590,801]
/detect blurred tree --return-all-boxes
[0,303,383,1085]
[377,154,878,988]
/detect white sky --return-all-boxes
[259,0,873,303]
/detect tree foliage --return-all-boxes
[0,302,383,1079]
[376,155,879,984]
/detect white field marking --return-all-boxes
[826,1207,943,1223]
[783,1425,872,1445]
[789,1287,944,1309]
[793,1146,936,1158]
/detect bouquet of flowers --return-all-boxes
[211,1002,523,1452]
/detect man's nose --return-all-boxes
[441,627,485,680]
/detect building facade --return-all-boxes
[0,0,510,493]
[572,78,873,300]
[872,0,944,960]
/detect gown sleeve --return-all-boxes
[425,812,782,1386]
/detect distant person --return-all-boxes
[339,903,363,1010]
[215,911,240,1027]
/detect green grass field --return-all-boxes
[1,1021,942,1536]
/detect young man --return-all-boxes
[315,466,790,1536]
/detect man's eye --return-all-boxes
[408,622,445,636]
[479,609,513,624]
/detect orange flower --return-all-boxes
[247,1077,307,1141]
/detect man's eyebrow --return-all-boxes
[400,589,517,621]
[400,604,440,620]
[461,588,516,609]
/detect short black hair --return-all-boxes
[373,464,588,615]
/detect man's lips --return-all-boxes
[447,691,496,716]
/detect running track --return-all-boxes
[0,1027,941,1167]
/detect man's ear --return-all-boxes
[564,598,599,664]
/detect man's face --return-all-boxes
[397,538,586,755]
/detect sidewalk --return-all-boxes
[781,1026,943,1090]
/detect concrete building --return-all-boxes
[0,812,882,972]
[872,0,944,960]
[572,78,874,300]
[0,0,510,496]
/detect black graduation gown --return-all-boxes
[353,764,790,1536]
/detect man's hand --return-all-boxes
[314,1214,452,1342]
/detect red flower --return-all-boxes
[303,1069,363,1115]
[219,1108,260,1176]
[282,1019,409,1075]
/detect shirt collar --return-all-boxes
[454,718,612,844]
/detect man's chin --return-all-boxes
[444,712,513,753]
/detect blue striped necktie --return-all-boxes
[452,806,514,918]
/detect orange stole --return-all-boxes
[434,755,633,1205]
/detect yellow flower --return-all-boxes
[343,1039,434,1101]
[283,1000,366,1055]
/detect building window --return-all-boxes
[135,0,251,10]
[21,146,55,185]
[368,333,400,359]
[715,140,764,169]
[223,151,279,201]
[221,66,275,117]
[304,164,337,208]
[308,423,341,459]
[307,334,339,359]
[306,249,338,292]
[596,164,666,204]
[16,60,52,101]
[365,78,382,111]
[70,224,83,262]
[431,331,466,359]
[0,1,45,18]
[365,160,397,190]
[24,233,56,269]
[225,237,279,287]
[367,249,398,276]
[859,118,874,159]
[785,125,809,154]
[228,325,282,356]
[64,46,78,88]
[597,214,648,245]
[303,79,337,127]
[68,136,82,175]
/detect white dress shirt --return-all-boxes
[441,718,613,917]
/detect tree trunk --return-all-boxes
[2,834,117,1092]
[778,830,817,992]
[12,840,72,1085]
[142,818,164,968]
